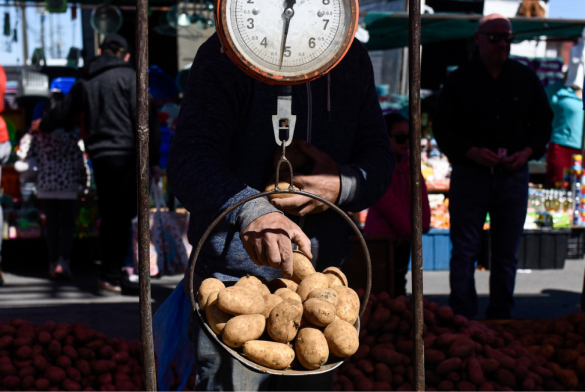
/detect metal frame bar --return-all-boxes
[136,0,157,389]
[408,0,425,390]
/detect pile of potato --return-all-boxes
[198,250,361,370]
[334,291,568,392]
[0,319,145,391]
[493,313,585,391]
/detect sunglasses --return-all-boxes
[479,32,516,44]
[390,134,409,144]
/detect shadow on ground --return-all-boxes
[423,289,582,320]
[1,268,179,341]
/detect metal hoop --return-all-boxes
[188,188,372,375]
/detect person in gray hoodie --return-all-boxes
[167,32,394,390]
[33,34,161,294]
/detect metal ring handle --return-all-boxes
[188,189,372,319]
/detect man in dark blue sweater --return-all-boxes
[167,33,394,390]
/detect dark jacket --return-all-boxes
[40,55,160,165]
[167,33,394,282]
[433,57,553,168]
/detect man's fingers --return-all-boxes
[255,239,269,266]
[279,238,293,278]
[242,240,262,266]
[289,225,313,259]
[483,149,500,158]
[265,235,282,269]
[272,195,311,210]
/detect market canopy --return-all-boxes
[364,13,585,51]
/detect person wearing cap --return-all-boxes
[433,14,553,319]
[544,38,585,189]
[32,33,161,294]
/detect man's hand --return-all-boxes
[465,147,500,168]
[241,212,312,278]
[30,119,41,133]
[271,141,340,216]
[501,147,532,171]
[151,165,162,183]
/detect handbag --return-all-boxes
[132,181,189,277]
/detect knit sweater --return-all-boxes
[167,33,395,282]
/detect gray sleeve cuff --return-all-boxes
[337,164,360,206]
[236,196,284,231]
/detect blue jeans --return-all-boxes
[189,313,334,391]
[448,164,529,320]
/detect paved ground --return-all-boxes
[0,267,183,340]
[406,258,585,320]
[1,258,584,340]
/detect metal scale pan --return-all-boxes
[188,184,372,376]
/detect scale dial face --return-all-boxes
[217,0,358,84]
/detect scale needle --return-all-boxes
[278,0,296,70]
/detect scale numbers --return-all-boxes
[225,0,351,76]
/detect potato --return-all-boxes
[260,285,271,297]
[448,337,475,358]
[292,251,315,284]
[436,358,462,375]
[307,288,339,306]
[304,298,336,327]
[217,287,265,316]
[267,299,303,343]
[235,276,264,295]
[267,278,299,293]
[262,295,284,319]
[297,273,330,302]
[198,278,226,310]
[323,267,348,287]
[221,315,265,348]
[275,288,302,303]
[265,181,301,200]
[324,319,359,358]
[295,328,329,370]
[243,341,295,370]
[468,357,485,385]
[205,291,233,335]
[333,286,360,325]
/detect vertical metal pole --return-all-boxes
[408,0,424,391]
[21,6,28,65]
[136,0,157,390]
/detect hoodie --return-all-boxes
[167,33,395,282]
[40,55,161,165]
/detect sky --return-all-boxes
[548,0,585,19]
[0,4,83,66]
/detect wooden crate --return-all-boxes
[342,236,395,296]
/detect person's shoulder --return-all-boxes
[340,37,370,65]
[192,33,233,69]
